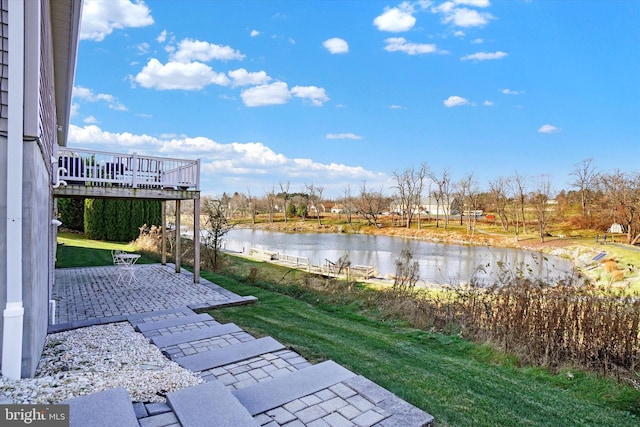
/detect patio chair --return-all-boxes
[112,250,139,286]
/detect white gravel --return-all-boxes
[0,322,202,404]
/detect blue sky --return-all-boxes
[70,0,640,198]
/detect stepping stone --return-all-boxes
[232,360,356,416]
[127,307,195,326]
[176,336,285,372]
[151,322,243,348]
[167,381,259,427]
[63,387,138,427]
[134,313,214,333]
[343,376,435,427]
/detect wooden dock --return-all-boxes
[247,248,376,280]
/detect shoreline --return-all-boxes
[229,220,638,289]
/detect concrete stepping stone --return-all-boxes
[167,381,259,427]
[343,375,435,427]
[134,313,214,333]
[127,307,195,326]
[232,360,356,416]
[151,322,243,348]
[63,387,138,427]
[176,336,285,372]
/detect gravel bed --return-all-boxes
[0,322,202,404]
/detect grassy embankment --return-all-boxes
[56,232,640,426]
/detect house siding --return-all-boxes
[0,0,56,377]
[0,0,9,373]
[0,0,7,133]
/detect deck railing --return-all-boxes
[56,147,200,190]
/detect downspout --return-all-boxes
[2,0,25,380]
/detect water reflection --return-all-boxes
[221,229,575,286]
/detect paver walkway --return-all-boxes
[52,265,434,426]
[51,263,255,331]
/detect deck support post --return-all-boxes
[193,198,200,283]
[175,200,181,273]
[161,200,167,265]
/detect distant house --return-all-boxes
[608,223,626,234]
[390,197,451,217]
[330,204,344,214]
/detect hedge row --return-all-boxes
[58,198,161,242]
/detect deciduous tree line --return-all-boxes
[202,158,640,245]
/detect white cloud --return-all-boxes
[443,95,470,107]
[157,30,167,43]
[441,7,493,27]
[373,4,417,32]
[323,38,349,54]
[483,100,493,106]
[461,51,507,61]
[291,86,330,106]
[171,39,245,63]
[384,37,438,55]
[389,105,406,109]
[326,133,363,140]
[454,30,466,37]
[250,30,260,37]
[83,115,98,124]
[501,88,524,95]
[72,86,128,111]
[454,0,490,7]
[134,58,230,90]
[241,82,292,107]
[538,124,561,134]
[80,0,154,41]
[67,124,383,195]
[471,38,484,44]
[228,68,272,87]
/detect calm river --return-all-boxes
[221,228,576,286]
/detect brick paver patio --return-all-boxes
[51,263,255,330]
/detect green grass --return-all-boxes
[208,271,640,426]
[56,233,640,426]
[56,232,155,268]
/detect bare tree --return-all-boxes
[570,158,599,223]
[354,181,387,227]
[512,171,528,235]
[430,169,452,229]
[279,181,290,224]
[247,187,256,224]
[489,177,511,232]
[265,187,277,224]
[457,173,479,234]
[392,163,428,229]
[342,184,353,224]
[531,175,553,242]
[201,197,235,270]
[599,170,640,244]
[305,182,324,225]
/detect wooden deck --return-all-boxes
[53,147,199,200]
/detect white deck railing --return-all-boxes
[56,147,200,190]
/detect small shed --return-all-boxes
[607,223,625,234]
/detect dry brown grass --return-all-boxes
[379,277,640,378]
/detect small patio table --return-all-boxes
[114,253,141,285]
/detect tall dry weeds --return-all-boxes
[379,262,640,378]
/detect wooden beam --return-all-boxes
[175,200,181,273]
[53,185,199,201]
[193,198,200,283]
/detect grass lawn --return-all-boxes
[208,270,639,426]
[55,234,640,426]
[56,232,156,268]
